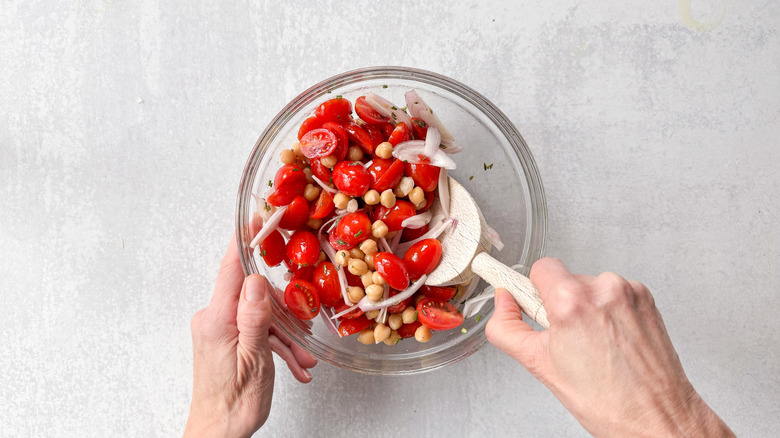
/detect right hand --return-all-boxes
[486,257,733,437]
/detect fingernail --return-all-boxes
[246,276,265,302]
[303,369,312,380]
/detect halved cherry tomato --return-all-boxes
[312,261,341,306]
[344,269,364,287]
[321,122,348,160]
[310,190,334,219]
[284,279,320,320]
[338,315,372,336]
[374,252,410,290]
[401,223,429,242]
[420,285,457,301]
[291,264,316,283]
[310,158,332,183]
[364,124,385,148]
[367,158,404,193]
[355,96,389,125]
[410,117,428,140]
[268,164,307,206]
[388,122,411,146]
[344,122,374,154]
[371,200,417,232]
[286,230,320,267]
[397,320,422,338]
[315,97,353,124]
[380,122,395,138]
[416,297,463,330]
[335,299,363,320]
[329,212,371,250]
[258,229,285,267]
[405,157,440,192]
[386,289,412,314]
[299,128,338,159]
[298,115,323,140]
[278,195,309,230]
[332,161,371,197]
[402,239,442,279]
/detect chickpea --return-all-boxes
[291,141,304,157]
[347,145,364,161]
[365,309,381,320]
[401,306,417,324]
[360,271,374,288]
[359,239,377,256]
[347,286,365,303]
[380,189,396,208]
[383,330,402,346]
[335,250,350,266]
[365,284,384,301]
[408,186,425,206]
[306,217,322,229]
[372,271,386,286]
[303,184,320,201]
[346,198,358,213]
[280,149,296,164]
[397,176,414,196]
[371,220,389,238]
[320,154,338,168]
[350,248,365,260]
[364,254,375,270]
[333,192,350,209]
[374,323,391,343]
[363,189,380,205]
[357,329,375,345]
[375,141,393,159]
[388,313,403,330]
[348,258,368,276]
[414,325,432,343]
[302,166,314,183]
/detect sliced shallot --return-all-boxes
[320,307,342,337]
[395,217,454,255]
[392,140,456,169]
[365,93,413,127]
[401,210,433,229]
[312,174,337,194]
[358,275,428,312]
[404,90,455,143]
[250,205,288,248]
[485,223,504,251]
[330,301,361,319]
[252,194,274,221]
[337,265,351,304]
[423,126,441,158]
[454,276,481,307]
[438,168,450,219]
[462,286,495,319]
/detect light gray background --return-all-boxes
[2,1,778,437]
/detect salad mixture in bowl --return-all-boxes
[236,67,546,375]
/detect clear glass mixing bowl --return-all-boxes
[236,67,546,375]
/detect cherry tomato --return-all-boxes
[374,252,410,290]
[388,122,411,146]
[371,200,417,232]
[338,315,372,336]
[278,196,309,230]
[310,158,332,183]
[420,285,457,301]
[365,124,385,148]
[410,117,428,140]
[344,269,363,287]
[268,164,307,206]
[402,239,442,279]
[397,320,422,338]
[291,264,316,283]
[386,289,412,314]
[335,299,364,320]
[315,97,353,124]
[416,297,463,330]
[284,279,320,320]
[367,158,404,193]
[286,230,320,267]
[310,190,334,219]
[416,190,436,213]
[401,223,429,242]
[380,122,395,138]
[321,122,348,160]
[405,157,440,192]
[355,96,389,125]
[329,212,371,250]
[299,128,338,159]
[332,161,371,197]
[258,229,285,267]
[312,261,341,306]
[344,122,374,154]
[298,115,323,140]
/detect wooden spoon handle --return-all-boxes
[471,252,549,329]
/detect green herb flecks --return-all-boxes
[267,180,273,187]
[354,230,363,238]
[483,162,494,170]
[382,85,388,89]
[469,175,474,181]
[476,315,483,322]
[261,250,267,256]
[461,328,468,334]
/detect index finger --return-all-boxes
[209,236,246,322]
[529,257,580,303]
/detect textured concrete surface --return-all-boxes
[1,1,779,437]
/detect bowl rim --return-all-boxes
[235,66,547,375]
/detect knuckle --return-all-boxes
[595,272,634,307]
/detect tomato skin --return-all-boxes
[402,239,443,279]
[344,269,363,287]
[405,158,440,192]
[380,122,395,138]
[388,122,411,146]
[291,264,316,283]
[332,161,371,197]
[329,212,371,250]
[364,124,385,148]
[315,98,353,124]
[268,164,308,206]
[286,230,321,267]
[417,297,463,330]
[321,122,349,160]
[374,252,410,290]
[310,158,332,183]
[416,190,436,213]
[312,261,341,306]
[355,96,389,125]
[338,315,372,336]
[299,128,338,159]
[397,321,422,338]
[258,229,286,267]
[335,299,364,320]
[367,158,404,193]
[401,223,429,242]
[344,122,374,154]
[284,280,320,320]
[386,289,412,314]
[420,285,457,301]
[310,190,334,219]
[410,117,428,140]
[371,200,417,232]
[298,115,323,140]
[278,196,309,230]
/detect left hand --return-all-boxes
[184,237,317,438]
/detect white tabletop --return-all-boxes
[2,1,778,436]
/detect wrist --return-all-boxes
[183,402,231,438]
[675,395,734,438]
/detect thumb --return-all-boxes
[237,274,273,355]
[486,288,547,372]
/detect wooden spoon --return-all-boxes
[425,176,549,328]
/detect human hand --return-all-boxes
[486,257,733,437]
[184,237,317,438]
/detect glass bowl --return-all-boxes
[235,67,546,375]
